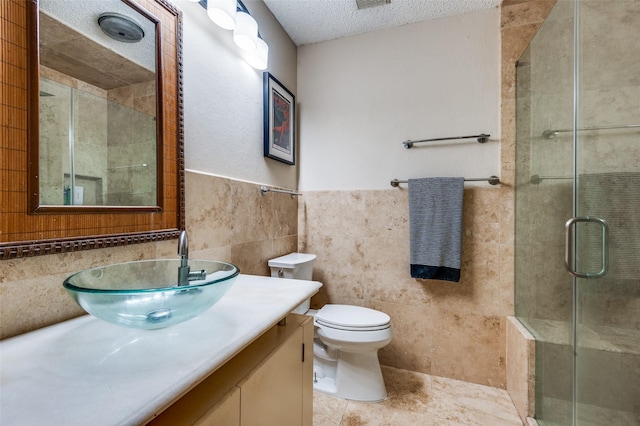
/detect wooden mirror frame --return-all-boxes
[0,0,184,259]
[31,0,164,214]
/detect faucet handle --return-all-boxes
[188,269,207,281]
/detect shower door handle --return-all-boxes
[564,216,609,279]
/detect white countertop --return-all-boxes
[0,274,321,426]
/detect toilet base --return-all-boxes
[313,350,387,402]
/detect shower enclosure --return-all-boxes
[515,0,639,425]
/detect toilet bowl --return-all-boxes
[268,253,393,402]
[312,304,392,401]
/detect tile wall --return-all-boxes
[298,187,511,388]
[501,0,557,421]
[0,171,298,340]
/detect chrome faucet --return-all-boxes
[177,230,206,286]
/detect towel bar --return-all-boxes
[402,134,490,149]
[390,176,500,187]
[542,124,640,139]
[259,185,302,198]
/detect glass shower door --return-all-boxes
[570,0,640,424]
[515,0,640,424]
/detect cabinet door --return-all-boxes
[239,326,304,426]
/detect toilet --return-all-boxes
[268,253,393,402]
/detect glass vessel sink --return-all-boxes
[63,260,239,329]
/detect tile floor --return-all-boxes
[313,365,524,426]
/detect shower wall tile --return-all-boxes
[499,243,515,316]
[540,341,573,402]
[501,0,556,29]
[506,316,536,421]
[501,23,542,98]
[499,180,515,245]
[501,0,558,411]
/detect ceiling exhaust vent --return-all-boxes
[356,0,391,10]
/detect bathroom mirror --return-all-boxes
[0,0,184,259]
[35,0,160,210]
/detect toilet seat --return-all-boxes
[315,304,391,332]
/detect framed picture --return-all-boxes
[263,72,295,165]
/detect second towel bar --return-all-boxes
[390,176,500,187]
[402,133,490,149]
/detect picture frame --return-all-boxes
[263,72,295,165]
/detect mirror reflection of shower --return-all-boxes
[39,77,157,207]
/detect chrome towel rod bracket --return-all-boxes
[402,133,490,149]
[390,176,500,187]
[259,185,302,198]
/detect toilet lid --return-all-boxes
[315,304,391,331]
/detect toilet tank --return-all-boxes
[268,253,316,280]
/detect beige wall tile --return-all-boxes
[0,274,86,338]
[506,316,536,421]
[303,191,367,238]
[363,190,409,239]
[424,242,501,317]
[231,180,276,244]
[301,185,508,386]
[231,240,278,276]
[501,0,556,29]
[430,309,504,387]
[463,188,501,244]
[191,246,232,263]
[1,173,299,340]
[370,300,433,375]
[305,233,365,302]
[185,171,233,251]
[501,0,557,409]
[499,243,515,316]
[0,243,161,339]
[363,236,431,306]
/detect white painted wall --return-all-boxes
[175,0,298,189]
[297,7,500,191]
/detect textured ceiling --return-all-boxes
[262,0,501,46]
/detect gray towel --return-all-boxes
[408,177,464,282]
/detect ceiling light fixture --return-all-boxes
[207,0,236,30]
[233,10,258,51]
[243,36,269,70]
[198,0,269,70]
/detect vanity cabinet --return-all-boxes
[147,313,313,426]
